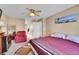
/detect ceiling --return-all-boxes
[0,4,77,20]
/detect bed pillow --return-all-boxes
[66,35,79,43]
[51,32,66,39]
[51,33,55,37]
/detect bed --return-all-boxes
[29,36,79,55]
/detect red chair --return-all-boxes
[15,31,27,43]
[12,32,16,40]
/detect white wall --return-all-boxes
[1,14,25,33]
[46,5,79,35]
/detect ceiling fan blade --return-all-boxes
[34,13,40,16]
[26,8,31,11]
[26,8,35,12]
[26,8,41,16]
[36,10,41,12]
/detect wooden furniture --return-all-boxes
[0,32,4,54]
[0,32,12,54]
[7,35,12,49]
[2,36,7,53]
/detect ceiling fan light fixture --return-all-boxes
[29,12,35,16]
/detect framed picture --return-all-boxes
[55,14,77,24]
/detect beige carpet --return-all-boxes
[15,47,32,55]
[4,40,34,55]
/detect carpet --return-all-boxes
[15,47,32,55]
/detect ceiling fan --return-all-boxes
[26,8,41,17]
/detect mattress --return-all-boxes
[30,36,79,55]
[30,39,51,55]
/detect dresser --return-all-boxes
[0,33,4,54]
[0,32,8,54]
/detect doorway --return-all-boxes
[32,21,42,38]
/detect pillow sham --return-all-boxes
[66,35,79,43]
[51,32,66,39]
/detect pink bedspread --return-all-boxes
[31,36,79,55]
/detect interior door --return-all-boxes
[32,21,42,38]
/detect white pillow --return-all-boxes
[66,35,79,43]
[51,33,55,37]
[66,35,72,40]
[51,32,66,39]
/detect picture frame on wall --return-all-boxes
[55,14,77,24]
